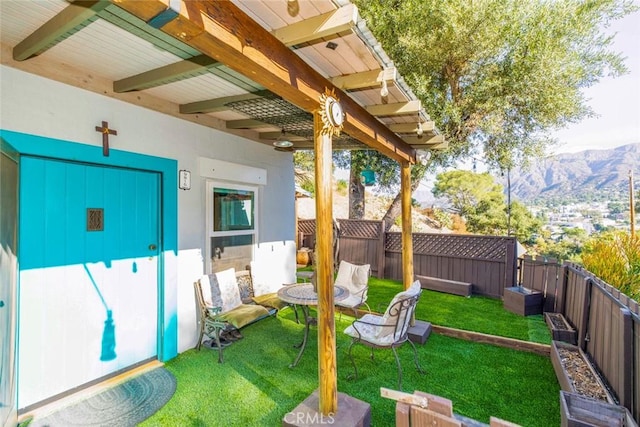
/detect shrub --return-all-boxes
[581,231,640,302]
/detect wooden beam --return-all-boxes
[365,100,421,117]
[389,121,435,134]
[112,0,416,163]
[13,1,111,61]
[402,134,445,146]
[226,119,271,129]
[273,4,358,46]
[313,111,338,415]
[401,162,413,290]
[330,68,396,91]
[114,54,219,92]
[180,93,261,114]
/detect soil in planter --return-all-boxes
[557,347,609,402]
[548,313,569,329]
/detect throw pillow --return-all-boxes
[235,270,254,304]
[216,267,242,313]
[207,273,224,309]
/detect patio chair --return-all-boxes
[344,280,425,390]
[334,260,371,319]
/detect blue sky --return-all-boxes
[552,7,640,153]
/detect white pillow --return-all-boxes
[216,268,242,312]
[379,280,422,337]
[250,261,285,296]
[334,260,370,294]
[199,275,213,307]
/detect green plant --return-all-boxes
[335,179,348,196]
[581,231,640,302]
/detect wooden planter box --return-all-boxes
[503,286,543,316]
[551,341,614,404]
[545,313,578,345]
[560,391,637,427]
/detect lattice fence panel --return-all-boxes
[338,219,381,239]
[387,233,513,260]
[298,219,316,235]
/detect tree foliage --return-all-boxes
[582,231,640,301]
[432,170,542,240]
[340,0,637,223]
[356,0,635,168]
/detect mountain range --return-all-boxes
[510,143,639,203]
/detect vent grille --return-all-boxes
[87,208,104,231]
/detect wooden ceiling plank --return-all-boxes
[13,1,112,61]
[389,121,435,133]
[180,93,262,114]
[330,67,396,91]
[273,4,358,47]
[366,100,421,117]
[111,0,415,162]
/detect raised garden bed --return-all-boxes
[416,275,473,297]
[545,312,578,345]
[551,341,613,404]
[503,286,543,316]
[560,391,636,427]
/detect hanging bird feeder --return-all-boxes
[361,169,375,186]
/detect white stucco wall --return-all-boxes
[0,65,296,354]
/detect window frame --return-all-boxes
[205,180,259,274]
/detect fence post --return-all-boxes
[559,264,568,316]
[619,308,633,412]
[377,219,386,279]
[578,277,592,351]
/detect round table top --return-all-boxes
[277,283,348,305]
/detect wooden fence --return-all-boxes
[298,218,518,297]
[300,218,638,421]
[521,257,639,422]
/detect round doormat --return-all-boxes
[32,367,176,427]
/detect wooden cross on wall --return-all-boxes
[95,121,117,157]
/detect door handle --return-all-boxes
[0,300,5,308]
[149,244,157,251]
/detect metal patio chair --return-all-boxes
[344,280,425,390]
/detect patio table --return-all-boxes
[277,283,347,368]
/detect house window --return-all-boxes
[206,182,258,273]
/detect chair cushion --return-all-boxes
[217,304,270,329]
[335,261,370,292]
[216,268,243,313]
[344,313,397,346]
[383,280,421,319]
[252,292,289,310]
[378,280,421,339]
[336,293,365,309]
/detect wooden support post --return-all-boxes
[400,162,413,290]
[314,111,337,415]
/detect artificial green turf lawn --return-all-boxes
[365,277,552,344]
[142,309,559,427]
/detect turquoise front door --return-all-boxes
[18,157,160,409]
